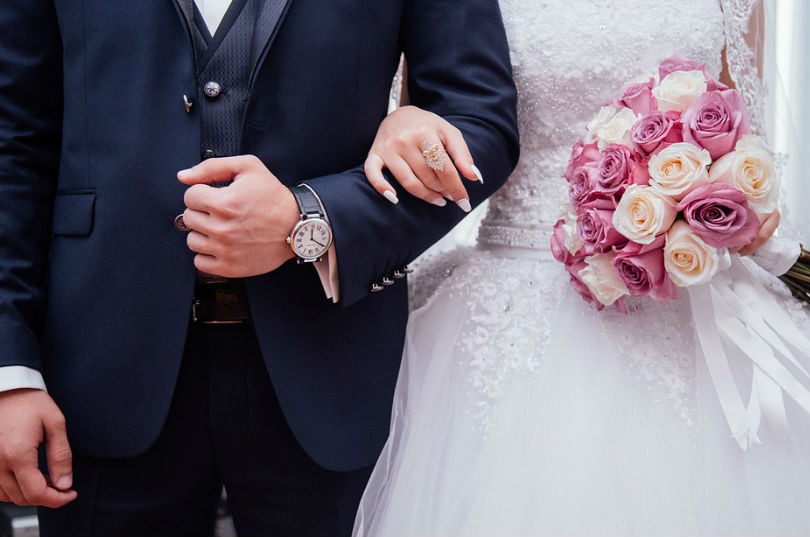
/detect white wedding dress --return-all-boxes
[355,1,810,536]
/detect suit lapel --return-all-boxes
[249,0,293,83]
[172,0,195,35]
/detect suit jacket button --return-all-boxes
[204,81,222,98]
[174,214,190,232]
[371,283,384,293]
[381,277,394,286]
[201,149,216,160]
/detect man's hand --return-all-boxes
[178,155,300,277]
[0,389,76,508]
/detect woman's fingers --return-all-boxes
[441,124,483,185]
[386,156,447,207]
[739,210,781,256]
[364,153,399,204]
[419,139,470,212]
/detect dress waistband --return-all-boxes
[477,223,553,251]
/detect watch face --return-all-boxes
[291,218,332,259]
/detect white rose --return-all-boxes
[595,108,640,150]
[558,199,584,254]
[664,221,720,287]
[578,253,629,306]
[612,185,677,244]
[648,142,711,200]
[587,106,618,135]
[651,70,707,112]
[708,134,779,213]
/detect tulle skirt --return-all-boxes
[354,246,810,537]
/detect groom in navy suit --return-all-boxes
[0,1,518,535]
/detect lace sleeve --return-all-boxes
[720,0,768,137]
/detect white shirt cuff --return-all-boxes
[314,245,340,303]
[0,366,47,392]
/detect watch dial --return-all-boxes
[293,220,332,259]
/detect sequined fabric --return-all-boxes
[413,0,727,427]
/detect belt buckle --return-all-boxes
[192,281,250,325]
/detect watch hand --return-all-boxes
[311,239,326,248]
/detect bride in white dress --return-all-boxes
[354,1,810,536]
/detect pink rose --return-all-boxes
[630,111,684,158]
[565,140,600,182]
[612,236,678,302]
[568,164,600,207]
[676,183,760,249]
[615,78,657,115]
[682,89,750,160]
[567,260,602,310]
[595,144,648,197]
[576,198,627,254]
[551,219,578,264]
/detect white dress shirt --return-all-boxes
[0,0,340,395]
[195,0,232,35]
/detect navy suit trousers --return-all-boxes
[38,322,372,537]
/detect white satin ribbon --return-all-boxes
[687,254,810,450]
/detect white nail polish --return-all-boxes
[432,197,448,207]
[471,164,484,184]
[457,199,472,213]
[383,190,399,204]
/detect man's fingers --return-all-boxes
[13,467,76,509]
[183,184,218,213]
[42,411,73,491]
[177,155,263,186]
[0,473,28,506]
[364,154,399,204]
[187,230,217,256]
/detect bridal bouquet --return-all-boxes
[551,56,790,310]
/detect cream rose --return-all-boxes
[586,106,618,135]
[595,108,640,150]
[648,142,711,200]
[708,134,779,213]
[612,185,677,244]
[664,220,720,287]
[578,253,629,306]
[558,199,585,255]
[652,70,707,112]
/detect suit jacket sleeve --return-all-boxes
[302,0,519,308]
[0,0,62,369]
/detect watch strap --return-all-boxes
[292,184,324,218]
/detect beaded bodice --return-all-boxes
[478,0,726,249]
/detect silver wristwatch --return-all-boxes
[287,184,333,263]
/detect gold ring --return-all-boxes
[422,141,448,172]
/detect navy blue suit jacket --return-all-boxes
[0,0,518,471]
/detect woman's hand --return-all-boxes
[364,105,483,212]
[737,209,781,256]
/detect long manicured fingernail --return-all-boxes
[177,168,193,180]
[383,190,399,204]
[456,199,472,213]
[56,476,72,490]
[471,164,484,184]
[431,197,447,207]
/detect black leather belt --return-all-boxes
[192,279,250,324]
